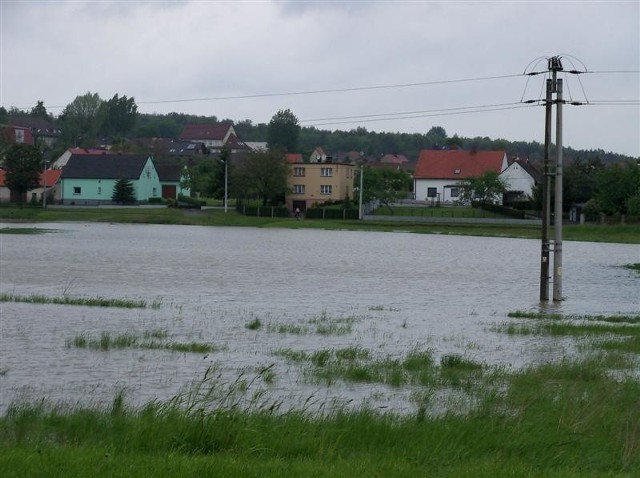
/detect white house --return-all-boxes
[414,149,508,204]
[499,157,542,201]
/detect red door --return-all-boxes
[162,185,176,199]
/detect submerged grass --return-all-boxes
[66,332,219,354]
[2,352,638,477]
[0,292,160,309]
[508,310,640,324]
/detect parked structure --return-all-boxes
[59,154,161,205]
[414,149,508,204]
[179,123,249,153]
[500,157,542,203]
[285,155,355,212]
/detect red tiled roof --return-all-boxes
[40,169,62,187]
[414,150,506,179]
[0,169,61,187]
[179,123,233,141]
[380,154,409,164]
[285,153,303,164]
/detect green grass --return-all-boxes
[1,352,638,477]
[508,311,640,324]
[625,263,640,273]
[372,205,504,218]
[0,292,160,309]
[1,205,638,243]
[245,318,262,330]
[0,227,58,234]
[65,332,219,354]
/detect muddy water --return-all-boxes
[1,222,638,413]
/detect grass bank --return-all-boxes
[1,205,638,243]
[2,312,639,477]
[0,292,159,309]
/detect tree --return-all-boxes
[458,170,508,205]
[59,92,103,146]
[3,144,43,203]
[231,149,290,206]
[357,166,412,212]
[594,162,640,215]
[100,94,138,138]
[112,178,136,204]
[30,101,49,119]
[267,109,300,152]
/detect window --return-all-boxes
[321,185,332,195]
[321,167,333,177]
[427,187,437,198]
[73,187,81,195]
[294,184,305,194]
[454,168,461,175]
[450,187,459,198]
[152,187,157,196]
[97,187,102,195]
[293,167,305,177]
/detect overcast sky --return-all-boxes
[1,0,638,156]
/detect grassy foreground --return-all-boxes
[2,311,640,477]
[1,205,638,243]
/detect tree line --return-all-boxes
[1,94,638,216]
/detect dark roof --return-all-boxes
[154,162,185,182]
[8,116,61,135]
[61,154,151,180]
[179,123,233,141]
[510,158,543,183]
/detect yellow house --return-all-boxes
[286,160,356,212]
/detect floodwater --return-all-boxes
[1,222,638,414]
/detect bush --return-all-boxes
[583,199,602,222]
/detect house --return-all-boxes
[179,123,249,153]
[380,153,409,165]
[499,157,542,203]
[0,168,61,204]
[286,161,356,212]
[285,153,303,164]
[8,116,61,147]
[59,154,161,205]
[309,147,327,163]
[414,149,508,203]
[0,125,34,145]
[153,161,191,199]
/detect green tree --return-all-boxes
[231,149,290,206]
[59,92,103,146]
[267,109,300,152]
[30,101,49,119]
[100,94,138,138]
[594,162,640,215]
[2,144,43,203]
[458,170,508,205]
[112,178,136,204]
[358,166,412,212]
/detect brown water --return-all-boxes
[1,222,638,414]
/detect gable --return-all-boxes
[414,150,506,180]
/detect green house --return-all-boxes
[60,154,161,205]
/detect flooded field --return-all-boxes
[1,222,638,414]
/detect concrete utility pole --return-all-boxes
[552,65,564,301]
[549,56,563,302]
[539,78,552,301]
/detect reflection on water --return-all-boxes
[1,222,638,413]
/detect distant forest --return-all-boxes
[133,112,637,165]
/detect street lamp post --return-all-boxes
[224,157,228,213]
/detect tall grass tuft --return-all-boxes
[0,292,154,309]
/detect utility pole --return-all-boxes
[539,78,552,301]
[358,164,364,220]
[552,60,564,301]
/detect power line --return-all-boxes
[300,102,523,123]
[134,73,525,106]
[304,104,539,127]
